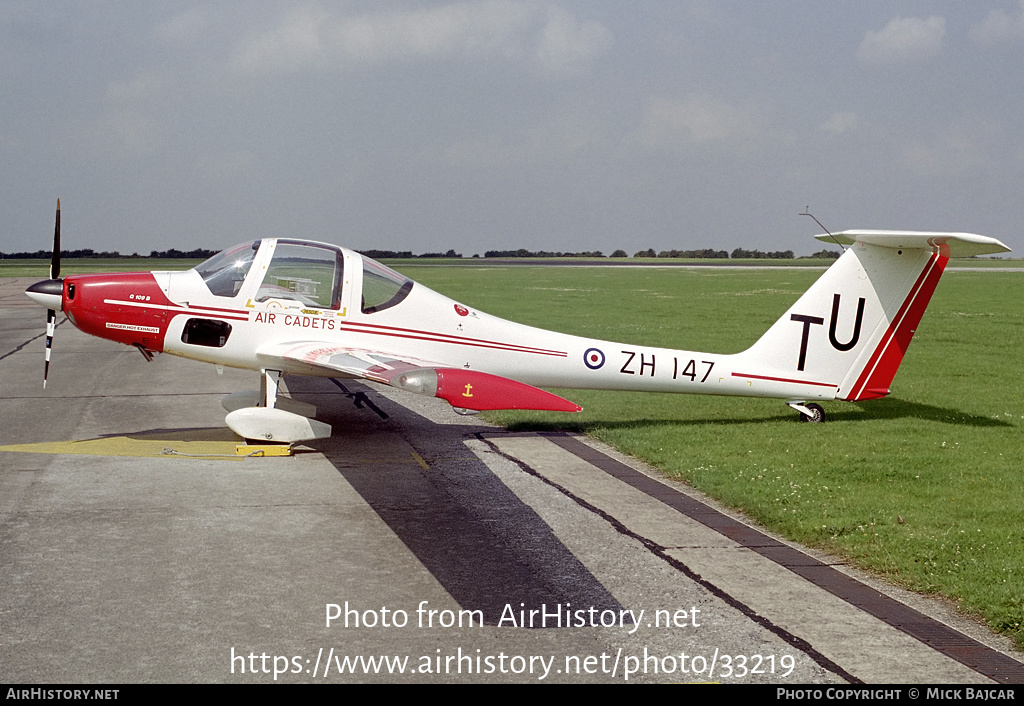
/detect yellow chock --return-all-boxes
[236,444,293,457]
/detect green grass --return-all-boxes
[395,264,1024,648]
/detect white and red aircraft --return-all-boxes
[25,202,1010,443]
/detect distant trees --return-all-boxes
[482,249,604,258]
[358,249,462,259]
[419,249,463,259]
[659,248,730,259]
[0,248,156,260]
[149,248,218,259]
[807,248,841,259]
[730,248,794,259]
[0,245,843,261]
[635,247,746,259]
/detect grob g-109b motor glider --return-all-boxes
[25,202,1010,443]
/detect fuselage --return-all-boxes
[52,238,840,403]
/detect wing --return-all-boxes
[256,341,581,413]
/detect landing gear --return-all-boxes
[786,401,825,423]
[223,369,332,443]
[800,403,825,423]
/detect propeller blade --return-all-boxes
[43,199,62,387]
[50,199,61,280]
[44,308,56,388]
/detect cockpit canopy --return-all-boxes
[360,256,414,314]
[194,239,413,314]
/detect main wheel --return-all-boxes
[799,403,825,423]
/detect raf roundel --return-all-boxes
[584,347,606,370]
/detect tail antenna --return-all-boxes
[800,208,846,251]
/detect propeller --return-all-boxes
[24,199,64,387]
[44,199,61,387]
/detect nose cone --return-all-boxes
[25,279,64,310]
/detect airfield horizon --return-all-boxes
[2,255,1021,279]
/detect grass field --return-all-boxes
[395,263,1024,649]
[7,256,1023,648]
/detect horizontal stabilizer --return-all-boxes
[817,231,1010,258]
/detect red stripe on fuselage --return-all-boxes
[193,304,568,358]
[103,299,250,322]
[338,320,567,356]
[732,372,837,389]
[332,321,568,358]
[844,251,949,401]
[185,304,250,316]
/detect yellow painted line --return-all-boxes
[410,452,430,470]
[236,444,293,457]
[0,428,245,460]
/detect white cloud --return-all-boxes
[229,1,612,78]
[857,16,945,66]
[442,107,605,166]
[900,130,990,178]
[631,94,760,152]
[106,71,165,104]
[820,112,858,136]
[970,1,1024,45]
[153,8,210,46]
[232,5,329,74]
[72,106,162,159]
[534,5,613,78]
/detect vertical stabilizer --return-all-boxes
[736,231,1008,401]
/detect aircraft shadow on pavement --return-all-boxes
[499,397,1011,433]
[286,376,628,627]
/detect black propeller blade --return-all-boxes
[51,198,61,280]
[44,199,62,387]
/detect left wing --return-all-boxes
[256,341,582,413]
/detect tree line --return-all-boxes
[1,246,841,260]
[0,248,219,259]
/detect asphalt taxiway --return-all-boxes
[2,277,1022,684]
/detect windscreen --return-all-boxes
[256,242,342,309]
[195,241,260,297]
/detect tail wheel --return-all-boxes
[799,403,825,423]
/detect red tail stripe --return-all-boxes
[846,252,948,400]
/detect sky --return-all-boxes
[3,1,1023,257]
